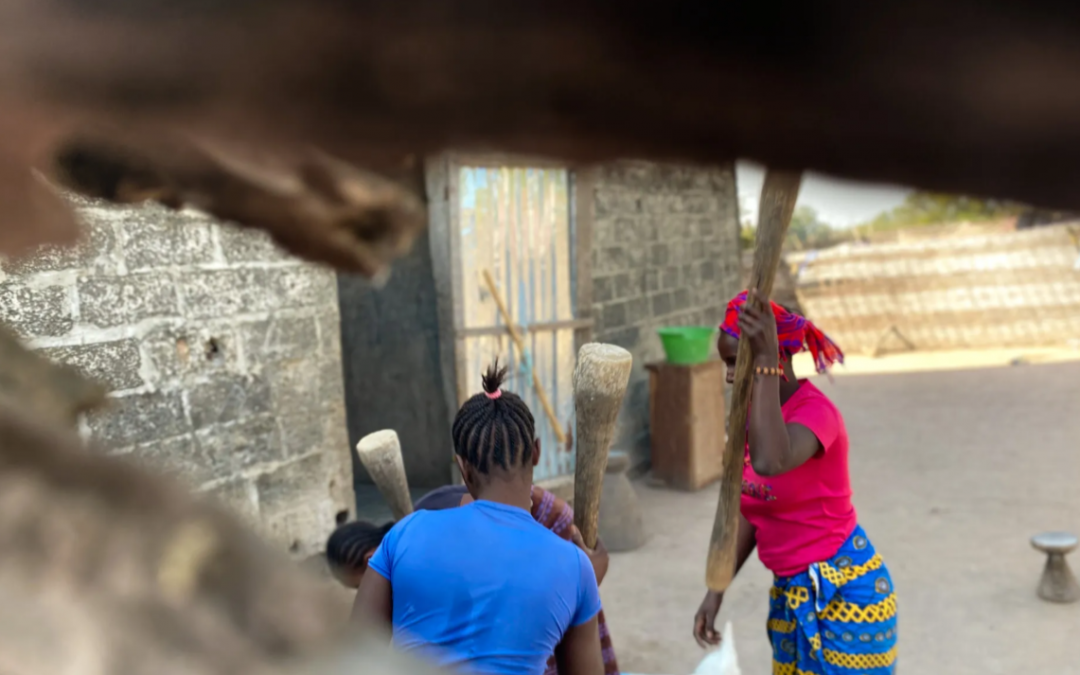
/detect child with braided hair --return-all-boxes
[324,520,394,589]
[411,486,618,675]
[353,362,604,675]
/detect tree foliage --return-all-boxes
[786,206,841,250]
[741,205,839,251]
[739,192,1026,252]
[858,192,1022,232]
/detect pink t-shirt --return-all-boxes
[740,380,857,577]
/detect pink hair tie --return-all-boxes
[484,389,502,400]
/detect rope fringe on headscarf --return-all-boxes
[720,290,844,374]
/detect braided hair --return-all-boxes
[451,360,537,475]
[325,520,393,574]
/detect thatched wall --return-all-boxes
[790,224,1080,354]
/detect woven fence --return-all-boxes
[789,223,1080,354]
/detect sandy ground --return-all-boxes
[790,344,1080,378]
[601,358,1080,675]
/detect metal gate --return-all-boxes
[452,163,586,481]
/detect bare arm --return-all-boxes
[555,616,604,675]
[733,511,757,575]
[738,292,821,477]
[694,514,756,647]
[351,569,393,636]
[747,370,821,476]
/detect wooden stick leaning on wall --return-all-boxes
[481,269,567,445]
[705,170,802,592]
[572,343,632,548]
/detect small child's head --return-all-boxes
[325,520,394,589]
[450,361,539,494]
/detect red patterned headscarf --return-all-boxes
[720,291,844,374]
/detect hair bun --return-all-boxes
[481,359,509,395]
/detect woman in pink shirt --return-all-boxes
[692,290,897,675]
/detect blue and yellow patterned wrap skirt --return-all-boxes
[768,525,897,674]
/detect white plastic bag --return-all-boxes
[621,622,741,675]
[691,622,741,675]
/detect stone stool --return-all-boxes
[597,451,646,552]
[1031,532,1080,603]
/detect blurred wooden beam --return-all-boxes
[4,1,1080,222]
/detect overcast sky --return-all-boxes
[736,160,912,229]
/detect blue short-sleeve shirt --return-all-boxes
[367,499,601,675]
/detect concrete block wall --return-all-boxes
[589,162,742,466]
[0,199,352,556]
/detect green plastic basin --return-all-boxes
[657,326,717,365]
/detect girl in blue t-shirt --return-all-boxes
[353,362,604,675]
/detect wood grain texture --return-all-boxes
[646,360,725,492]
[8,2,1080,261]
[11,2,1080,669]
[356,429,414,521]
[572,343,632,548]
[0,393,462,674]
[50,130,426,277]
[706,170,800,592]
[0,398,351,674]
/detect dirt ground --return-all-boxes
[602,360,1080,675]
